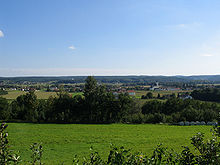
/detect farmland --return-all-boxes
[7,123,212,164]
[1,90,83,100]
[1,89,192,100]
[135,90,192,98]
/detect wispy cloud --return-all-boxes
[201,54,214,57]
[167,22,201,30]
[0,30,4,37]
[68,45,76,50]
[176,24,186,28]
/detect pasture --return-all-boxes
[7,123,212,164]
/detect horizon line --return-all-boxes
[1,74,220,78]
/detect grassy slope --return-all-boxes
[7,123,211,164]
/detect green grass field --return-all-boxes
[1,90,83,100]
[135,90,192,98]
[2,89,191,100]
[7,123,212,164]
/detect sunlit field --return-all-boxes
[7,123,212,164]
[1,90,83,100]
[135,90,192,98]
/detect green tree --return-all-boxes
[146,92,153,99]
[23,91,38,122]
[0,97,9,120]
[116,93,134,122]
[0,90,8,95]
[83,76,99,122]
[180,106,199,121]
[11,91,38,122]
[157,93,161,99]
[142,100,163,114]
[51,91,74,122]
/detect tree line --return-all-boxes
[0,76,219,124]
[140,98,219,124]
[191,88,220,102]
[0,76,134,123]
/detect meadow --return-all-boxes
[7,123,212,164]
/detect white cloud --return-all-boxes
[0,30,4,37]
[176,24,186,28]
[201,54,214,57]
[167,22,201,30]
[68,45,76,50]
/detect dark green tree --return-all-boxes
[11,91,38,122]
[0,97,9,120]
[157,93,161,99]
[83,76,99,122]
[146,92,153,99]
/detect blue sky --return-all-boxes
[1,0,220,76]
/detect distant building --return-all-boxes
[113,90,136,97]
[179,94,192,100]
[183,95,192,100]
[127,90,136,96]
[150,82,160,91]
[166,88,181,91]
[113,92,119,96]
[49,87,58,91]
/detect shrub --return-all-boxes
[0,123,20,164]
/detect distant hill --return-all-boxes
[1,75,220,84]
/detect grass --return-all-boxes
[7,123,212,164]
[1,90,83,100]
[2,89,191,100]
[1,91,26,100]
[135,90,192,98]
[135,90,193,97]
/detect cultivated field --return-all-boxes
[2,89,192,100]
[7,123,211,164]
[1,90,83,100]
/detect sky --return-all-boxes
[1,0,220,76]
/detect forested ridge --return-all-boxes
[2,75,220,84]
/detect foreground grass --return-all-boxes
[7,123,212,164]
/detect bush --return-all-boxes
[124,113,144,124]
[0,90,8,95]
[0,123,20,164]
